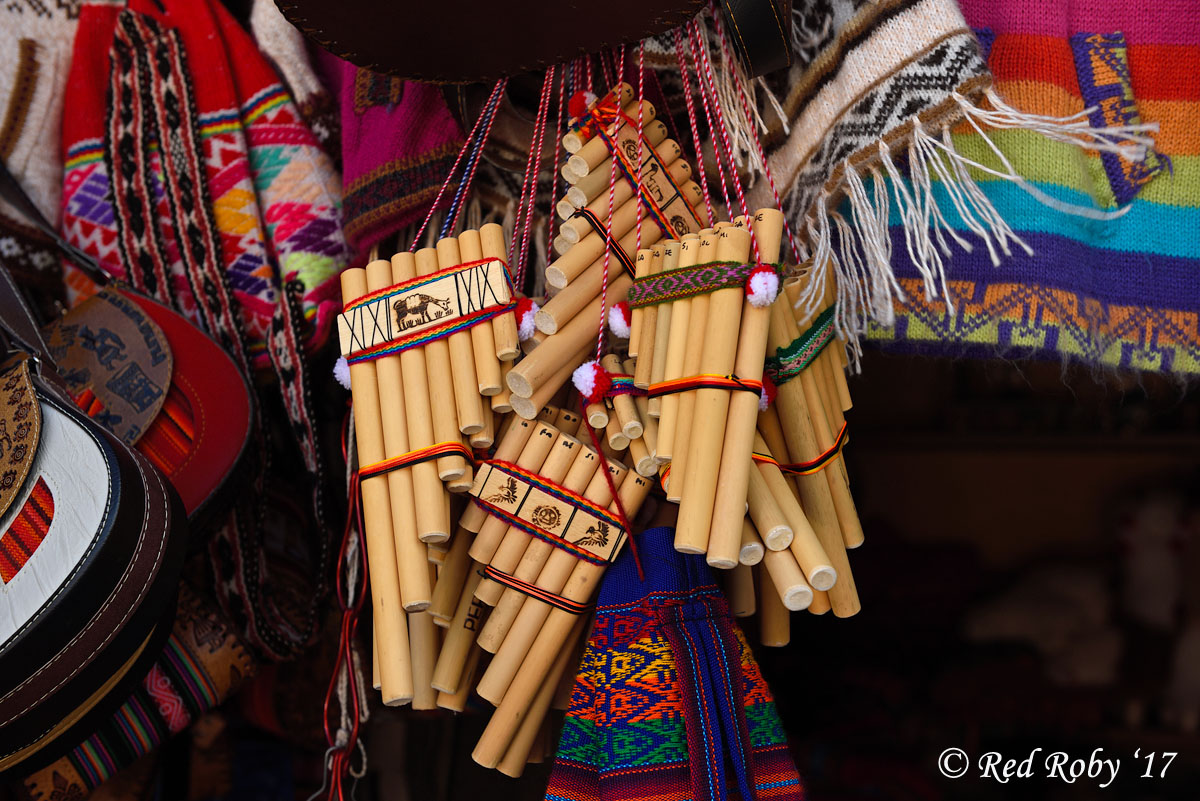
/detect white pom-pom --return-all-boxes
[333,356,351,390]
[516,298,539,341]
[608,302,632,339]
[746,267,780,308]
[572,360,599,398]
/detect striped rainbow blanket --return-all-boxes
[748,0,1188,374]
[865,0,1200,374]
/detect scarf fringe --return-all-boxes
[793,96,1160,370]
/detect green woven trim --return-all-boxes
[765,306,835,386]
[554,700,787,767]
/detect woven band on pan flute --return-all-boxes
[591,109,704,238]
[648,373,764,398]
[764,305,835,385]
[627,259,782,308]
[481,565,592,615]
[358,441,477,480]
[751,421,849,476]
[469,459,628,567]
[338,257,516,362]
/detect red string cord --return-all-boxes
[708,3,799,261]
[688,18,761,264]
[595,45,626,361]
[320,407,369,801]
[409,79,506,250]
[546,64,571,253]
[674,29,717,224]
[633,41,647,253]
[510,66,556,287]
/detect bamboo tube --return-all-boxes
[468,422,560,564]
[605,414,630,451]
[460,417,537,533]
[559,149,683,245]
[757,404,799,496]
[434,236,487,434]
[705,209,785,566]
[429,529,474,623]
[471,409,494,449]
[646,239,681,415]
[436,646,480,712]
[764,306,860,617]
[675,227,751,552]
[428,543,447,568]
[365,261,435,606]
[585,402,608,428]
[758,567,790,647]
[431,565,487,693]
[475,472,649,706]
[600,354,642,438]
[476,462,625,654]
[537,404,561,424]
[561,83,633,153]
[409,609,439,710]
[728,561,756,617]
[626,357,659,468]
[475,433,586,606]
[341,269,413,705]
[628,249,651,356]
[415,247,470,480]
[481,223,521,360]
[565,133,678,208]
[492,365,514,413]
[665,229,719,504]
[553,407,582,437]
[372,622,381,691]
[537,228,664,334]
[632,246,664,386]
[387,252,451,542]
[509,343,592,420]
[746,466,792,556]
[626,425,654,478]
[546,180,698,290]
[740,518,764,565]
[507,275,633,398]
[752,435,836,590]
[654,233,701,463]
[495,618,586,778]
[763,547,813,611]
[783,279,864,550]
[457,229,504,396]
[566,99,656,176]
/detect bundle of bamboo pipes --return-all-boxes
[338,225,520,705]
[505,87,709,420]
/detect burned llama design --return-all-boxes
[394,293,452,330]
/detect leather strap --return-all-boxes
[717,0,793,77]
[0,158,99,399]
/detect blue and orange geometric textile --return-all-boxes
[546,527,803,801]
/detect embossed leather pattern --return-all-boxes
[0,360,41,522]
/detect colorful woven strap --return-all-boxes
[764,306,835,386]
[359,441,474,480]
[648,373,763,398]
[482,564,591,615]
[752,422,848,476]
[606,373,645,398]
[594,114,703,239]
[341,257,516,363]
[572,207,636,277]
[470,459,624,567]
[628,261,782,308]
[567,89,625,141]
